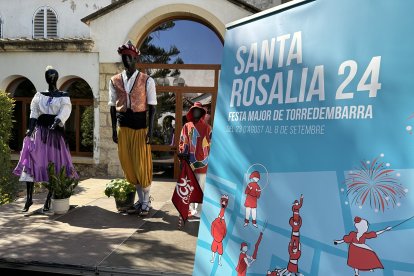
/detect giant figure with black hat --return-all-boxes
[108,40,157,216]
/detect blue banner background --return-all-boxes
[193,0,414,275]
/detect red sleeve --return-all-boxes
[364,231,378,239]
[298,197,303,208]
[245,184,251,195]
[256,184,262,198]
[343,232,356,243]
[211,219,219,237]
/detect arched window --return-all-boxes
[61,79,94,156]
[7,78,36,152]
[33,6,58,38]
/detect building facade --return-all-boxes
[0,0,283,178]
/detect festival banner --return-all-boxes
[192,0,414,275]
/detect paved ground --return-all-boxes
[0,178,199,275]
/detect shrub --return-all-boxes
[0,90,18,205]
[104,179,136,202]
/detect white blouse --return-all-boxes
[29,91,72,126]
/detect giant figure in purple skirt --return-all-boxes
[13,66,78,212]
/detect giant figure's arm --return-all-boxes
[110,106,118,143]
[147,104,156,144]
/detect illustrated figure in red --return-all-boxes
[235,242,255,276]
[267,194,304,276]
[289,216,302,249]
[287,242,301,275]
[289,194,303,248]
[334,216,392,276]
[292,194,304,223]
[235,222,266,275]
[210,194,229,266]
[244,171,262,227]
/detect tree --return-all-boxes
[139,21,184,78]
[0,90,19,205]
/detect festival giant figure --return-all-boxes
[14,66,78,212]
[109,41,157,216]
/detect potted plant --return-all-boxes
[104,179,136,212]
[42,162,79,214]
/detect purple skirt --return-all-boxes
[13,126,78,182]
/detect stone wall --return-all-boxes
[99,63,124,178]
[74,163,109,179]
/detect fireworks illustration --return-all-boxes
[345,155,407,212]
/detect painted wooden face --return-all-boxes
[45,69,59,85]
[122,54,138,71]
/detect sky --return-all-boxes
[149,20,224,64]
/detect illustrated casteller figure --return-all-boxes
[244,171,262,227]
[235,242,255,276]
[292,194,303,223]
[287,242,301,275]
[210,194,229,266]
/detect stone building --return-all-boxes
[0,0,286,179]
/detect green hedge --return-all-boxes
[0,90,18,205]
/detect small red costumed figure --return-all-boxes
[287,242,301,275]
[235,242,255,276]
[244,171,262,228]
[334,216,392,276]
[210,194,229,266]
[292,194,304,223]
[289,213,302,248]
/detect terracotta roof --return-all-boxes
[81,0,261,24]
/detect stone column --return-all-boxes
[99,63,123,177]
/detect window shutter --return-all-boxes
[46,8,57,38]
[33,8,45,38]
[33,7,57,38]
[0,17,3,38]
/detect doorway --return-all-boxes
[137,19,223,179]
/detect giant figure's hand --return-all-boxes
[26,118,38,137]
[146,131,152,144]
[25,129,34,137]
[112,129,118,144]
[50,118,61,130]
